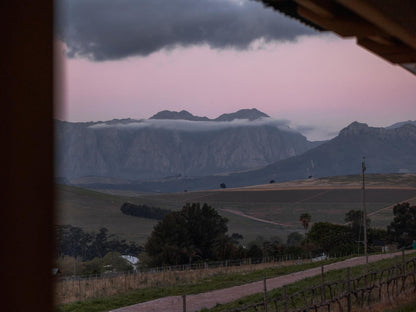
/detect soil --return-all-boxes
[110,250,416,312]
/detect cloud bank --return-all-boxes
[56,0,316,61]
[89,117,297,132]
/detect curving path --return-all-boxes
[110,251,415,312]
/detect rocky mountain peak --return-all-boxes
[149,108,270,122]
[339,122,371,137]
[215,108,269,122]
[149,110,210,121]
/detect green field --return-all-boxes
[56,173,416,245]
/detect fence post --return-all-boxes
[283,285,288,312]
[402,249,406,293]
[263,277,268,312]
[321,265,325,303]
[182,294,186,312]
[395,255,398,271]
[395,256,399,298]
[347,267,351,312]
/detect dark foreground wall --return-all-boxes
[2,2,54,311]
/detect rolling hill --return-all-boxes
[56,173,416,246]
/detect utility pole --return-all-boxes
[362,157,368,266]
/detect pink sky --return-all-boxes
[56,35,416,140]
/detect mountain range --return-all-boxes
[55,109,319,182]
[55,109,416,192]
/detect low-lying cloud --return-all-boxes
[292,124,339,141]
[89,117,295,132]
[56,0,316,61]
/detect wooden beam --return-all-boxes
[295,0,335,18]
[358,37,416,63]
[337,0,416,50]
[297,5,384,37]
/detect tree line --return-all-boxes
[55,225,142,261]
[144,202,416,266]
[55,202,416,274]
[120,202,171,220]
[305,202,415,257]
[145,203,313,266]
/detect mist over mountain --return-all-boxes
[86,122,416,192]
[214,108,270,121]
[387,120,416,129]
[150,110,210,121]
[149,108,270,122]
[55,109,318,181]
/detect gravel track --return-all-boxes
[111,251,415,312]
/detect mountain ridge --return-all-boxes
[55,108,318,181]
[150,108,269,122]
[76,121,416,192]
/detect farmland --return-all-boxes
[56,173,416,245]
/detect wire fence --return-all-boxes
[55,251,397,307]
[55,254,307,304]
[221,253,416,312]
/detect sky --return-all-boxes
[55,0,416,141]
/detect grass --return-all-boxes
[56,252,416,312]
[202,252,416,312]
[384,296,416,312]
[56,257,343,312]
[56,176,416,245]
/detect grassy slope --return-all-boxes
[56,174,416,245]
[56,185,159,243]
[57,252,416,312]
[56,258,343,312]
[56,185,290,244]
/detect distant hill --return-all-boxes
[56,174,416,244]
[89,122,416,192]
[55,109,318,181]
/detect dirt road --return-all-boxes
[110,251,415,312]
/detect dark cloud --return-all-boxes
[56,0,316,61]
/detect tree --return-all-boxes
[287,232,304,247]
[82,257,103,275]
[145,203,233,266]
[299,213,312,233]
[345,209,370,228]
[55,225,142,261]
[388,202,416,248]
[308,222,355,255]
[102,252,133,272]
[247,244,263,260]
[120,203,171,220]
[230,233,244,245]
[299,213,312,257]
[345,209,371,241]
